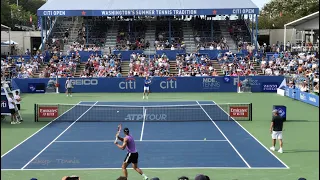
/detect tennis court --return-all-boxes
[1,100,288,170]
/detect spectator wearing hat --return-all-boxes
[178,176,189,180]
[150,177,160,180]
[270,109,285,153]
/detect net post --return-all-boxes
[34,104,37,122]
[227,103,230,121]
[249,103,253,121]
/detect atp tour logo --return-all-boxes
[160,77,177,89]
[224,76,230,83]
[125,114,167,121]
[119,77,136,90]
[277,108,285,117]
[29,85,36,92]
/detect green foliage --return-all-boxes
[259,0,319,29]
[1,0,45,30]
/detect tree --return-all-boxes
[1,0,44,30]
[258,0,319,29]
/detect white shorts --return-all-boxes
[272,131,283,139]
[144,86,149,91]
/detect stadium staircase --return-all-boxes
[219,21,238,53]
[182,21,197,53]
[104,22,119,50]
[143,23,156,55]
[56,17,83,53]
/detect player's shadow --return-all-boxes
[285,119,317,123]
[285,149,319,153]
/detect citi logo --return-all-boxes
[160,77,177,89]
[119,77,136,89]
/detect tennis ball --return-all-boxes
[117,111,119,113]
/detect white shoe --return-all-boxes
[11,122,16,124]
[67,94,69,97]
[278,148,283,153]
[143,96,145,99]
[16,121,21,124]
[270,146,275,151]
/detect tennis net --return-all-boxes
[34,103,252,122]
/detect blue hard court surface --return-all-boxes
[1,101,289,170]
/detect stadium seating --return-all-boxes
[191,18,228,50]
[116,21,147,50]
[79,54,122,77]
[1,55,43,79]
[155,20,184,50]
[128,53,171,77]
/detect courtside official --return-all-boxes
[270,109,284,153]
[13,91,22,122]
[8,93,20,125]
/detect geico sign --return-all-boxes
[70,79,98,85]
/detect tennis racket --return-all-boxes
[149,76,155,84]
[114,124,122,143]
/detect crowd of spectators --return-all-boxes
[1,55,43,80]
[155,21,185,50]
[80,54,122,78]
[218,51,259,76]
[115,21,147,50]
[255,51,319,94]
[128,53,171,77]
[39,53,80,78]
[175,53,219,76]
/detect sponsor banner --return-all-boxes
[1,94,10,115]
[12,76,285,93]
[229,106,249,117]
[37,8,259,17]
[285,86,319,107]
[261,82,279,92]
[28,83,46,93]
[39,107,59,118]
[273,105,286,121]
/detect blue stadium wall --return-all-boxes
[12,76,284,93]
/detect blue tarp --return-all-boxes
[37,0,259,16]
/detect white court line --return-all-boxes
[20,101,98,169]
[1,167,289,171]
[1,101,83,158]
[54,139,228,143]
[211,100,290,169]
[140,107,147,141]
[196,101,251,168]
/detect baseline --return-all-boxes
[1,101,83,158]
[20,101,98,169]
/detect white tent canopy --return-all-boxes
[2,40,18,45]
[284,11,319,51]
